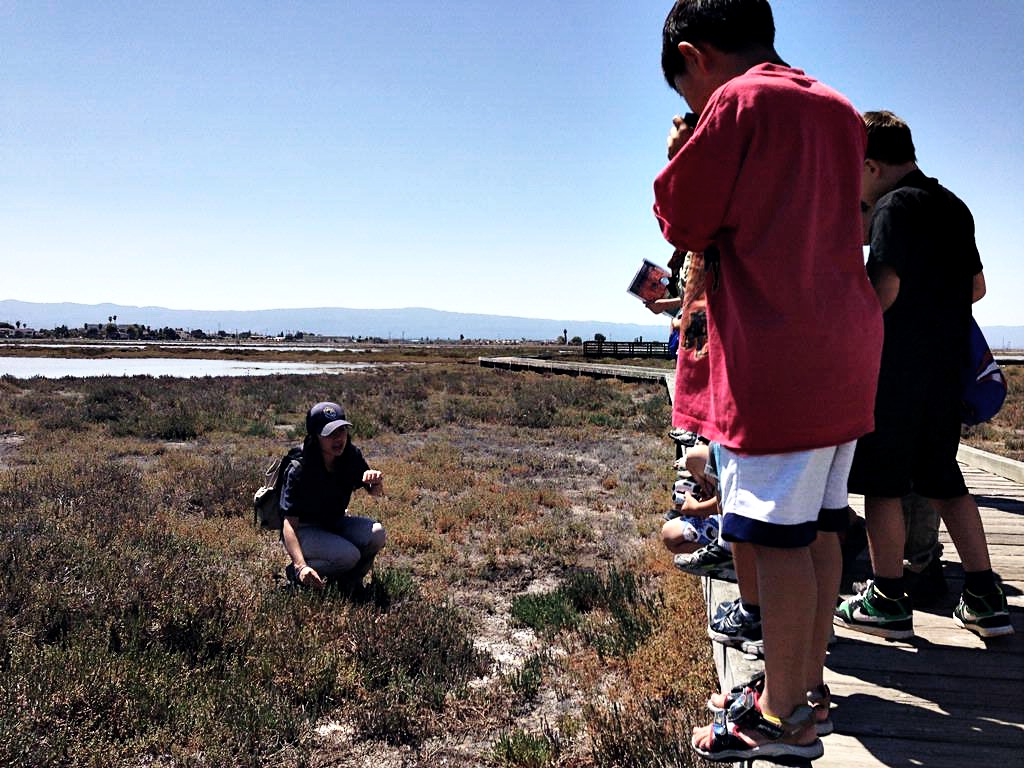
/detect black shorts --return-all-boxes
[848,363,967,499]
[818,506,851,533]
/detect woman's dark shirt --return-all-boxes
[279,442,369,530]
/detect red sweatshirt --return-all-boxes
[654,63,883,454]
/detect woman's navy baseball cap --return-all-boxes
[306,402,353,437]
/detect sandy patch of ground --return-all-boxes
[0,432,25,468]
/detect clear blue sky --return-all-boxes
[3,1,1022,326]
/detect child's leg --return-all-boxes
[865,496,906,580]
[808,531,840,682]
[684,442,712,492]
[693,543,818,753]
[660,518,702,554]
[932,494,992,572]
[754,544,816,722]
[733,542,758,606]
[809,442,855,689]
[693,443,849,755]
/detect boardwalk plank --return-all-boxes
[827,640,1023,680]
[831,706,1023,747]
[825,673,1022,703]
[818,733,1019,768]
[826,463,1024,765]
[838,457,1021,763]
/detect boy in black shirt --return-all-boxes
[835,111,1011,639]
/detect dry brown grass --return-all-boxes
[0,360,715,767]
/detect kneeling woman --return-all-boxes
[280,401,387,589]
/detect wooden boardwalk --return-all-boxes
[822,463,1024,767]
[478,356,674,398]
[709,461,1024,768]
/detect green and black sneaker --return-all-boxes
[954,587,1014,638]
[834,581,914,640]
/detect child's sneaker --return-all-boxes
[708,600,763,656]
[674,543,736,582]
[669,428,700,447]
[833,581,914,639]
[712,596,740,622]
[954,587,1014,638]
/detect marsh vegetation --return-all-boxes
[0,360,715,767]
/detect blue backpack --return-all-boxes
[667,327,680,357]
[961,319,1006,426]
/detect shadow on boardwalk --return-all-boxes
[713,470,1024,768]
[826,628,1022,766]
[819,465,1024,767]
[972,493,1024,515]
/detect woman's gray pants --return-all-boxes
[291,516,386,579]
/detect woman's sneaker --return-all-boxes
[833,580,914,639]
[673,543,736,582]
[954,587,1014,638]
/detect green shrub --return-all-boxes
[510,591,579,636]
[501,650,551,704]
[369,566,418,607]
[347,599,491,745]
[492,725,561,768]
[571,568,664,659]
[511,569,663,660]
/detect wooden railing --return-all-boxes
[582,341,672,359]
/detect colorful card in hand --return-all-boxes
[627,259,673,309]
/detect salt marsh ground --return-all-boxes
[2,344,1018,767]
[0,356,715,767]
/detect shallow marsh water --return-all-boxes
[0,355,378,378]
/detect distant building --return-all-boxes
[0,327,38,338]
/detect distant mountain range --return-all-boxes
[0,300,670,343]
[4,300,1021,349]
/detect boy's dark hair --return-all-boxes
[661,0,776,88]
[863,110,917,164]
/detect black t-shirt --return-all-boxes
[867,169,982,375]
[279,442,370,529]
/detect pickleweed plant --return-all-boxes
[492,724,562,768]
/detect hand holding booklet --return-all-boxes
[627,259,674,314]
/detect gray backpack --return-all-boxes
[253,446,303,530]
